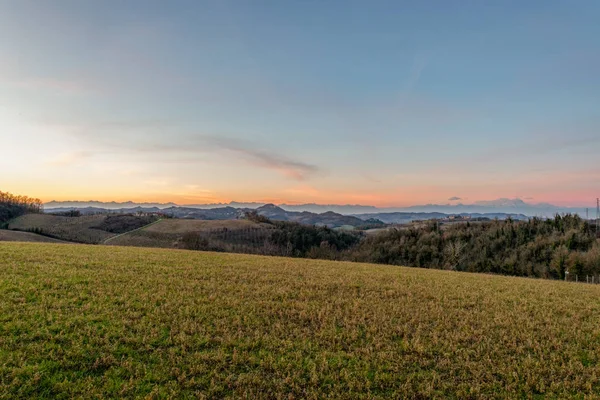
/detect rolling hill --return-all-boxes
[6,214,159,244]
[44,204,383,229]
[7,214,115,244]
[0,230,67,243]
[107,218,274,250]
[1,242,599,398]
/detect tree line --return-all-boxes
[238,213,600,280]
[349,214,599,280]
[0,190,43,225]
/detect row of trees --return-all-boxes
[0,190,43,225]
[233,213,600,280]
[348,214,600,279]
[181,221,360,257]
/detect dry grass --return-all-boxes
[1,242,600,398]
[0,230,66,243]
[143,219,264,234]
[109,219,273,249]
[7,214,114,244]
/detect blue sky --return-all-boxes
[1,0,598,206]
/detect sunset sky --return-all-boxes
[1,1,598,207]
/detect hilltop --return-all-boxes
[1,242,600,398]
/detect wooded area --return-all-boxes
[350,215,600,279]
[189,213,600,280]
[0,191,42,226]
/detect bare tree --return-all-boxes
[444,240,466,270]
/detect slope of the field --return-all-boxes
[108,218,274,250]
[7,214,115,244]
[1,242,600,398]
[0,230,67,243]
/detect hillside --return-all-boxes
[7,214,159,244]
[0,230,67,243]
[108,218,274,251]
[8,214,115,244]
[7,214,120,244]
[8,213,599,280]
[1,242,600,398]
[44,204,383,229]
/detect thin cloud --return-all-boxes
[448,196,462,201]
[121,135,319,180]
[202,136,319,181]
[51,123,320,181]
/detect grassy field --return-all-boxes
[0,230,66,243]
[1,243,600,398]
[108,219,273,250]
[7,214,115,244]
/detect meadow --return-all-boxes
[1,242,600,398]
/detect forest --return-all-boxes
[349,215,600,280]
[242,212,600,280]
[0,191,42,226]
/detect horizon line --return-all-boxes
[42,197,597,209]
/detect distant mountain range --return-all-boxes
[45,200,179,209]
[45,204,384,229]
[393,198,591,218]
[45,198,593,218]
[44,200,378,214]
[352,212,528,224]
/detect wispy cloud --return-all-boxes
[202,136,319,181]
[51,122,320,181]
[448,196,462,201]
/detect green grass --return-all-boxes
[1,242,600,398]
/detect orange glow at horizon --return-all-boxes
[14,186,597,208]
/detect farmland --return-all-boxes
[7,214,115,244]
[0,230,66,243]
[107,219,274,250]
[2,242,600,398]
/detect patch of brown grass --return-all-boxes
[0,230,66,243]
[109,219,273,250]
[7,214,114,244]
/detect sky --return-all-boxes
[1,0,599,207]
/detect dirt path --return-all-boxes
[102,219,163,244]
